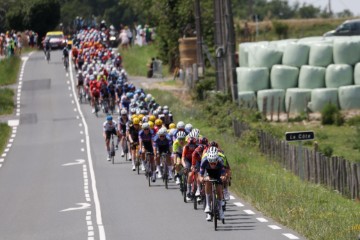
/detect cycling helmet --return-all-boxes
[169,123,176,129]
[130,108,136,114]
[140,109,148,115]
[207,147,218,163]
[185,123,193,133]
[155,119,163,126]
[148,121,154,129]
[176,131,186,139]
[133,117,140,125]
[126,92,134,99]
[149,115,156,122]
[177,121,185,129]
[163,109,169,115]
[106,115,113,121]
[142,122,150,129]
[190,129,200,139]
[158,127,167,136]
[209,141,219,148]
[120,109,127,115]
[138,114,144,121]
[163,105,169,110]
[198,137,208,146]
[187,137,197,145]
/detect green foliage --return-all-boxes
[6,7,26,31]
[320,145,334,157]
[27,0,61,38]
[321,103,344,126]
[352,127,360,152]
[0,56,21,86]
[0,123,11,153]
[0,89,14,115]
[194,71,216,100]
[272,20,289,39]
[346,115,360,126]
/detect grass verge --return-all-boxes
[147,88,360,240]
[0,56,21,86]
[120,44,162,77]
[0,88,14,115]
[0,123,11,155]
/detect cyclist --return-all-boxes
[182,136,198,201]
[192,137,209,197]
[127,117,141,171]
[172,131,187,184]
[117,109,130,159]
[139,122,155,181]
[63,46,69,69]
[153,127,173,179]
[76,70,84,99]
[159,109,174,128]
[44,38,51,60]
[103,115,120,161]
[172,121,186,141]
[199,146,226,221]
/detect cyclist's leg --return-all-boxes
[166,154,174,179]
[105,131,111,157]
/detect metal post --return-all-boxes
[214,0,225,92]
[298,141,304,180]
[194,0,204,77]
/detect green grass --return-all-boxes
[120,44,169,77]
[0,88,14,115]
[0,123,11,155]
[147,89,360,240]
[0,56,21,86]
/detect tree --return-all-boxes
[298,4,320,18]
[337,9,353,18]
[6,7,26,31]
[26,0,61,39]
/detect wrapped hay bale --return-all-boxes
[333,39,360,65]
[285,88,312,114]
[354,63,360,85]
[309,43,333,67]
[282,43,310,67]
[298,65,326,89]
[236,67,269,92]
[238,91,257,108]
[338,85,360,110]
[325,64,353,88]
[307,88,339,112]
[257,89,285,113]
[270,65,299,90]
[239,42,253,67]
[247,45,283,68]
[269,39,298,52]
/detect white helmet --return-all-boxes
[185,123,193,132]
[120,109,127,115]
[190,128,200,138]
[158,127,167,136]
[142,122,150,129]
[207,147,218,163]
[176,131,186,139]
[177,121,185,129]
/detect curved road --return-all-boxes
[0,51,306,240]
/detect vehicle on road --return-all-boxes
[43,31,67,49]
[324,19,360,36]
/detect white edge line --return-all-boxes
[256,217,268,222]
[69,57,106,240]
[282,233,299,239]
[268,225,281,230]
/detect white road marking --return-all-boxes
[79,123,83,127]
[81,139,84,143]
[9,139,14,143]
[88,226,94,231]
[67,81,70,84]
[7,144,12,148]
[72,100,75,104]
[88,231,94,237]
[16,113,20,116]
[256,218,268,222]
[80,131,84,134]
[68,86,71,90]
[11,134,16,138]
[268,225,281,230]
[229,195,235,200]
[0,164,2,168]
[233,202,244,207]
[60,203,91,212]
[8,120,19,127]
[1,153,6,157]
[69,54,106,240]
[62,159,85,166]
[283,233,299,239]
[81,148,85,152]
[86,215,91,221]
[4,148,9,152]
[0,159,4,163]
[243,210,255,215]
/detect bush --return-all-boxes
[321,145,334,157]
[321,103,344,126]
[347,115,360,126]
[353,127,360,152]
[272,21,289,39]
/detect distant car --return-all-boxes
[324,19,360,37]
[43,31,67,49]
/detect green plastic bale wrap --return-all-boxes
[309,43,333,67]
[248,45,283,68]
[298,65,326,89]
[282,43,310,67]
[236,67,269,92]
[270,65,299,90]
[333,39,360,65]
[238,91,256,108]
[354,63,360,85]
[285,88,312,114]
[257,89,285,113]
[307,88,339,112]
[269,39,298,52]
[325,64,353,88]
[338,85,360,110]
[239,42,252,67]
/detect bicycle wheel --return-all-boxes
[163,162,168,189]
[124,139,128,161]
[213,192,217,231]
[193,193,197,210]
[111,136,115,164]
[183,174,187,203]
[137,156,140,175]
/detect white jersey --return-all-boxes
[103,120,118,132]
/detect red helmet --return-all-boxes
[199,137,208,146]
[187,137,197,145]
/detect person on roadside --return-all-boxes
[119,29,129,50]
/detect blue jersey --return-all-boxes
[153,134,172,152]
[199,157,225,179]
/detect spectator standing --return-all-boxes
[125,26,133,47]
[17,34,23,55]
[119,29,129,50]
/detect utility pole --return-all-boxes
[225,0,238,102]
[194,0,204,76]
[328,0,333,16]
[214,0,225,91]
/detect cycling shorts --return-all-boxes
[105,129,117,140]
[143,142,153,153]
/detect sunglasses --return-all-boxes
[144,128,150,130]
[159,135,165,138]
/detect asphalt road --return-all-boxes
[0,51,306,240]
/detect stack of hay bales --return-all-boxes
[237,36,360,114]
